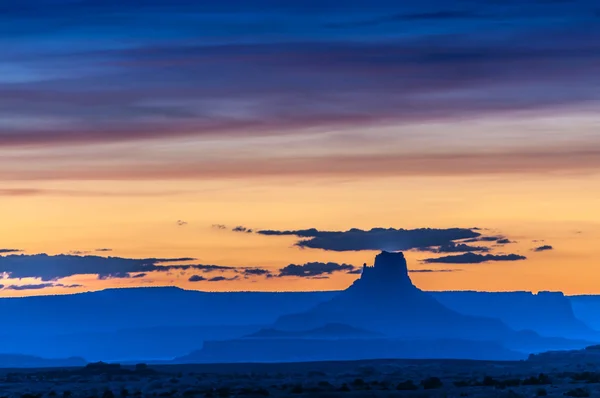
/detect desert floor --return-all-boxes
[1,357,600,397]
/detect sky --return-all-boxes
[1,0,599,296]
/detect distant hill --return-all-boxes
[244,323,383,339]
[0,263,596,362]
[431,291,598,340]
[0,324,263,362]
[176,252,591,363]
[274,252,516,341]
[0,287,334,336]
[0,354,85,368]
[528,344,600,367]
[568,296,600,331]
[176,338,525,363]
[0,288,333,361]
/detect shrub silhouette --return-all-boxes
[396,380,418,391]
[571,372,600,383]
[254,388,269,396]
[564,388,590,397]
[497,379,522,389]
[238,387,269,396]
[352,378,366,388]
[290,384,303,394]
[523,374,552,386]
[338,384,351,392]
[537,388,548,396]
[421,377,443,390]
[482,376,497,387]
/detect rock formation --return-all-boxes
[274,251,512,340]
[432,290,598,340]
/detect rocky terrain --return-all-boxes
[3,353,600,398]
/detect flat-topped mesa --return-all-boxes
[353,251,416,294]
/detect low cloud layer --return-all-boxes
[0,254,233,281]
[423,253,527,264]
[0,253,366,285]
[4,283,82,291]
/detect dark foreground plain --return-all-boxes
[4,349,600,398]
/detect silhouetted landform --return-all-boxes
[528,345,600,366]
[0,253,596,362]
[0,288,332,361]
[0,354,85,368]
[432,291,598,340]
[244,323,383,339]
[186,252,591,363]
[0,287,332,335]
[1,325,263,362]
[274,252,518,340]
[569,296,600,331]
[176,338,523,363]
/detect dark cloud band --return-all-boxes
[422,253,527,264]
[247,227,482,252]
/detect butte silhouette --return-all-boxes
[274,251,512,340]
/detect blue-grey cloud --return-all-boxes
[533,245,554,252]
[417,242,490,253]
[409,269,462,273]
[4,283,82,291]
[278,262,356,278]
[0,254,232,281]
[462,236,504,243]
[243,268,272,276]
[422,253,527,264]
[325,10,486,28]
[188,275,206,282]
[254,227,482,252]
[0,249,22,254]
[208,276,239,282]
[1,0,598,151]
[232,226,253,233]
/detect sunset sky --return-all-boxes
[1,0,599,296]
